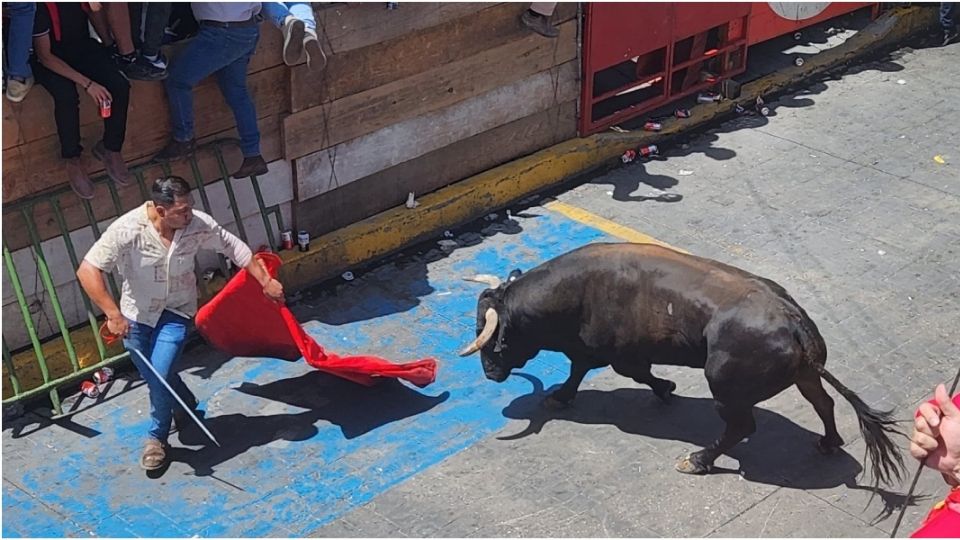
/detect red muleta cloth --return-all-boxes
[195,252,437,388]
[911,393,960,538]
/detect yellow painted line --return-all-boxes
[543,200,687,253]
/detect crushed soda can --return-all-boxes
[643,121,662,132]
[674,108,691,118]
[80,380,100,398]
[621,149,637,163]
[638,144,659,158]
[92,367,114,385]
[697,93,721,103]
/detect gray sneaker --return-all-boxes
[5,76,33,102]
[282,16,306,66]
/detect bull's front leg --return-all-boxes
[544,361,592,409]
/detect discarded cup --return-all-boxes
[405,192,419,209]
[81,380,100,398]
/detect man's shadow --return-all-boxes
[168,372,449,477]
[498,373,925,523]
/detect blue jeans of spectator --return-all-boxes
[124,310,195,443]
[165,23,261,157]
[942,3,956,31]
[2,2,35,80]
[262,2,316,31]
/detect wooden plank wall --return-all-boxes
[287,2,580,237]
[2,2,581,249]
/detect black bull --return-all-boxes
[460,243,904,483]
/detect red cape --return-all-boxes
[195,252,437,388]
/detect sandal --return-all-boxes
[139,438,167,471]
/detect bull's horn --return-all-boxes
[463,274,501,288]
[459,308,499,356]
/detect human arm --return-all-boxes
[32,33,111,106]
[911,384,960,486]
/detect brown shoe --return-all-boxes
[232,155,268,179]
[153,138,196,163]
[520,10,558,38]
[64,157,95,199]
[93,141,131,186]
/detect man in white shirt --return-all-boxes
[77,175,284,470]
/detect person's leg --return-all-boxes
[141,2,172,60]
[942,3,958,45]
[124,311,191,450]
[529,2,557,16]
[72,41,131,185]
[287,2,316,31]
[214,26,266,177]
[3,2,36,102]
[157,24,246,160]
[261,2,292,29]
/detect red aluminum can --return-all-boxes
[99,99,111,119]
[643,121,662,132]
[638,144,658,158]
[674,108,691,118]
[80,380,100,398]
[281,230,294,250]
[621,149,637,163]
[93,367,113,385]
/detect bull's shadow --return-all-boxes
[498,373,917,518]
[168,372,449,477]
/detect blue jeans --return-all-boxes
[165,24,261,157]
[124,310,195,443]
[943,3,956,32]
[262,2,316,31]
[2,2,35,80]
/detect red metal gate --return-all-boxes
[580,2,751,135]
[580,2,877,135]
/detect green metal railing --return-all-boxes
[2,140,286,415]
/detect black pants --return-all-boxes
[32,39,130,158]
[129,2,172,57]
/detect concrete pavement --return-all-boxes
[3,29,959,540]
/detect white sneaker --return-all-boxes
[5,76,33,102]
[282,15,306,66]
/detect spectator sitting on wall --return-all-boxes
[262,2,325,69]
[2,2,36,102]
[32,2,132,199]
[521,3,558,38]
[128,2,173,77]
[86,2,166,80]
[153,2,268,179]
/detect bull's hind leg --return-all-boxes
[611,361,676,403]
[676,401,756,474]
[796,370,844,454]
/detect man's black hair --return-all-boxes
[151,176,192,206]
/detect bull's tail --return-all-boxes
[790,311,905,488]
[813,362,905,487]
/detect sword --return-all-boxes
[132,348,221,447]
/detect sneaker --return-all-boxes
[304,30,326,71]
[92,141,132,186]
[232,155,268,179]
[945,29,959,47]
[5,76,33,102]
[282,15,306,66]
[153,139,196,162]
[134,54,167,79]
[520,10,558,38]
[64,157,96,200]
[115,52,167,81]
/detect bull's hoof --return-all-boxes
[542,395,571,409]
[675,455,712,475]
[816,436,844,455]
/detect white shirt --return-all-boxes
[84,203,252,327]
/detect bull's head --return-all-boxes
[459,270,534,382]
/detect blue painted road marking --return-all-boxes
[3,211,613,537]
